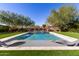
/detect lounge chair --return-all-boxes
[8,40,25,47]
[55,40,76,46]
[0,41,8,47]
[67,43,75,46]
[55,40,67,44]
[0,40,25,47]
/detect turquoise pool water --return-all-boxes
[15,32,60,40]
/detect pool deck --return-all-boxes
[50,32,78,42]
[0,32,79,50]
[0,32,27,41]
[1,46,79,50]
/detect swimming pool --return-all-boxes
[6,32,63,46]
[15,32,61,40]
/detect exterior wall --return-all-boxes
[26,26,61,32]
[47,26,60,32]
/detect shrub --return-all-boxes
[0,25,9,32]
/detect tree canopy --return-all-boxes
[47,5,79,32]
[0,10,35,29]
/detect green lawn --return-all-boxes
[0,50,79,56]
[58,32,79,39]
[0,32,24,39]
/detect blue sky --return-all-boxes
[0,3,78,26]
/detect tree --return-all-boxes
[47,5,78,32]
[0,10,35,32]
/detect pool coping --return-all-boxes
[50,32,79,42]
[0,32,27,41]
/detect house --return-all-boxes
[46,24,61,32]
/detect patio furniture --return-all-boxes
[0,40,25,47]
[55,40,76,46]
[0,41,8,47]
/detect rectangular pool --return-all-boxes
[5,32,63,47]
[15,32,61,40]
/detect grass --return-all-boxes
[0,32,24,39]
[58,32,79,39]
[0,50,79,56]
